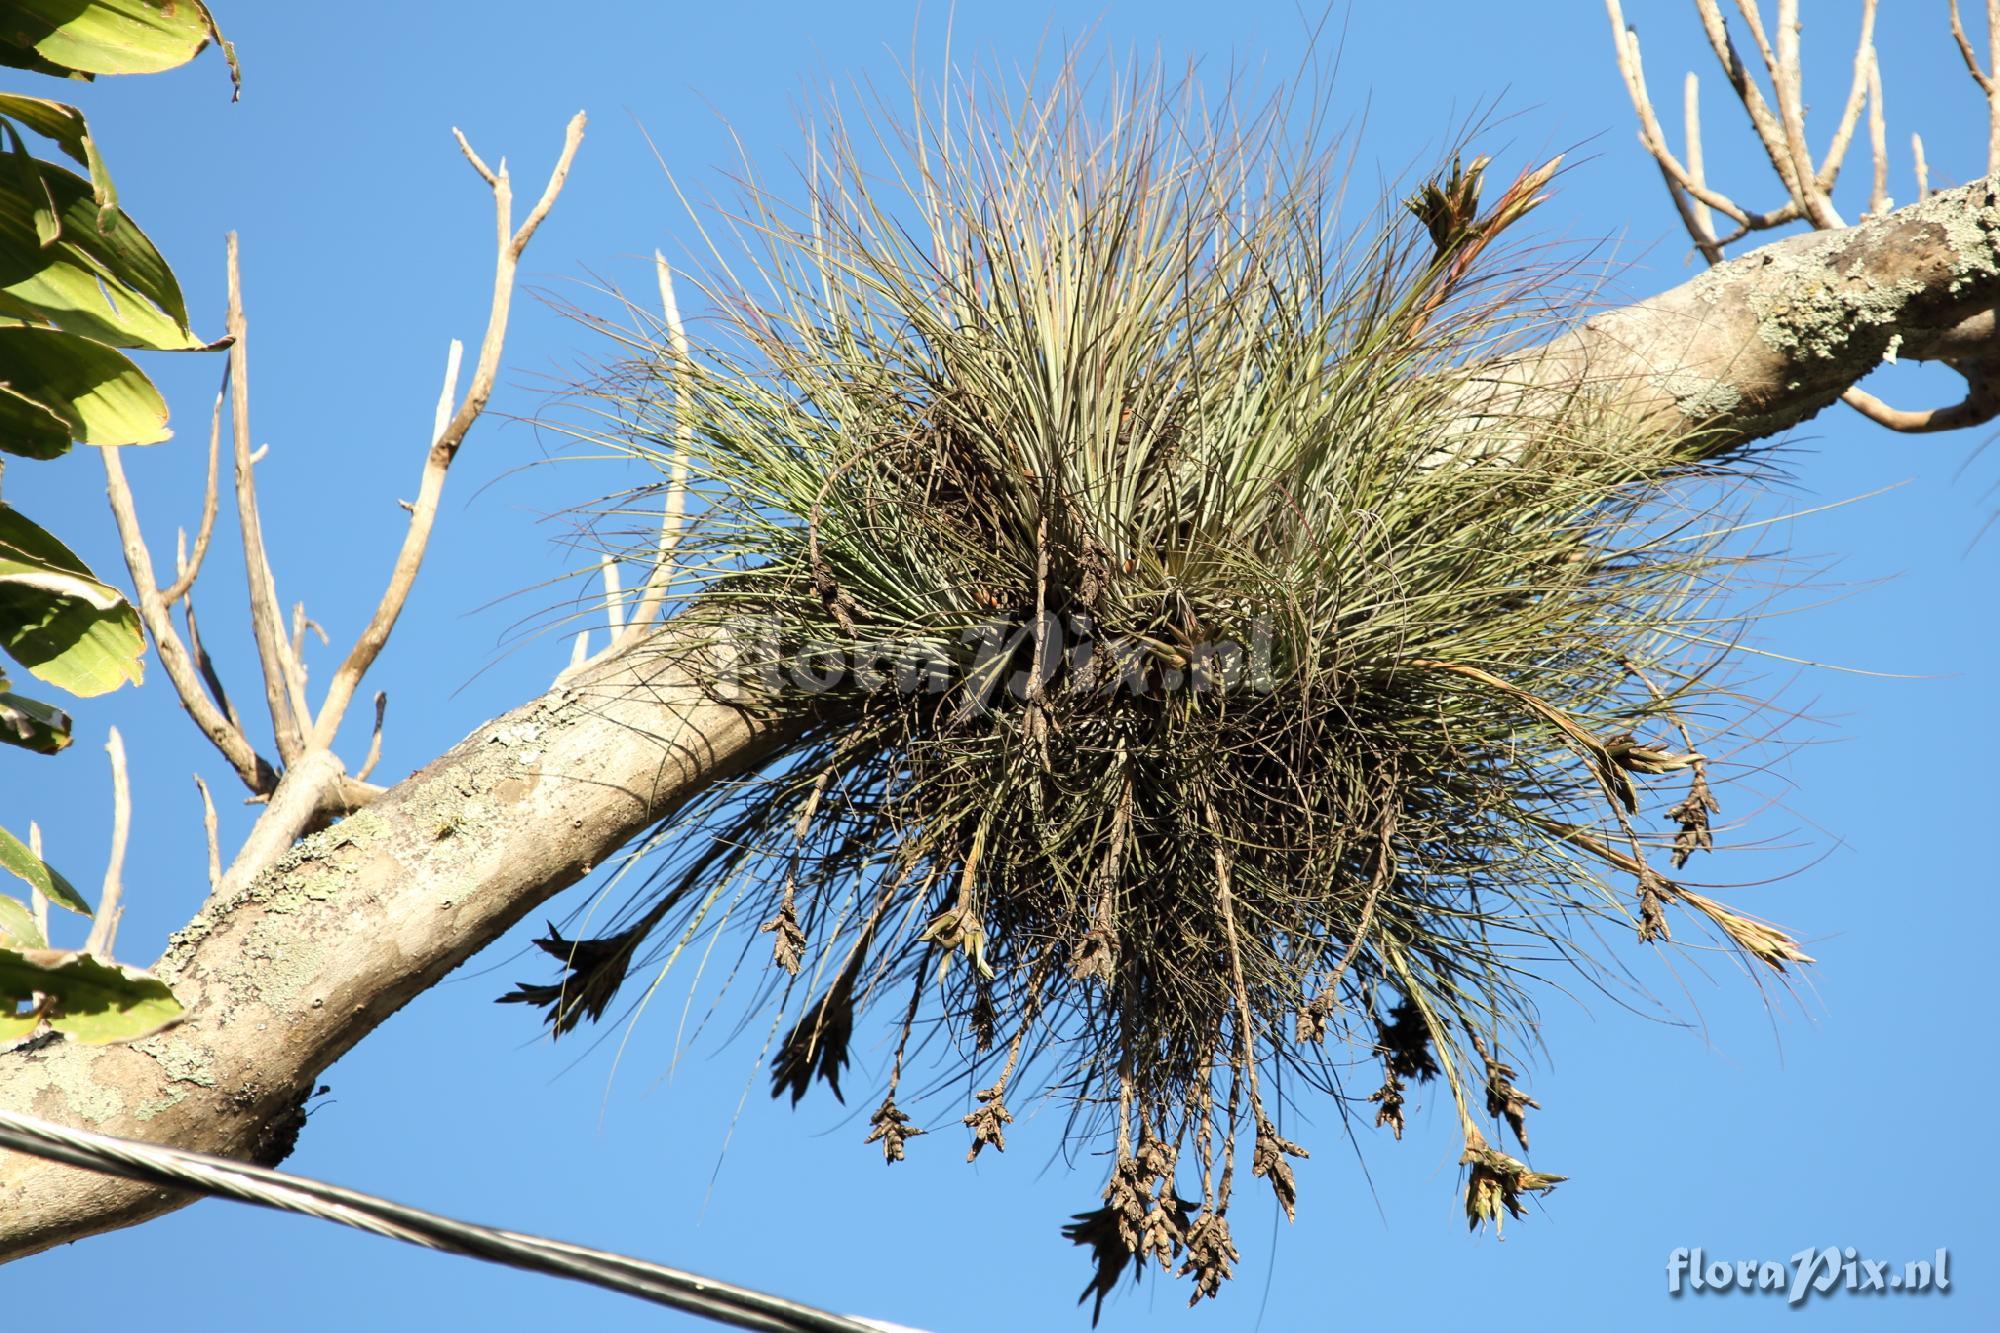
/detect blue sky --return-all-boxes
[6,2,1993,1329]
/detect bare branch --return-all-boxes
[1607,1,1806,257]
[1770,0,1844,227]
[1695,0,1808,200]
[430,340,464,446]
[1840,383,2000,433]
[310,112,587,752]
[193,775,220,889]
[1607,6,1753,227]
[356,692,387,784]
[612,253,694,651]
[181,592,245,739]
[158,370,226,606]
[26,823,46,945]
[1682,72,1716,242]
[1950,0,1995,93]
[599,556,626,634]
[81,729,130,960]
[226,234,309,768]
[1950,0,2000,174]
[100,445,276,793]
[452,127,499,186]
[1914,132,1931,199]
[1814,0,1878,193]
[1867,50,1890,218]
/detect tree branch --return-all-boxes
[0,635,780,1259]
[99,444,277,794]
[10,165,2000,1266]
[225,234,310,770]
[310,112,586,752]
[1495,175,2000,449]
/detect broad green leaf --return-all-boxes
[0,381,74,459]
[0,504,144,696]
[0,822,89,914]
[0,891,43,947]
[0,325,168,444]
[0,158,200,348]
[1,122,58,246]
[0,948,181,1044]
[0,1009,35,1041]
[0,688,73,752]
[0,1,218,79]
[0,507,124,609]
[0,95,113,213]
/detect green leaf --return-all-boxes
[1,121,59,246]
[0,157,200,348]
[0,503,144,696]
[0,948,181,1044]
[0,324,169,444]
[0,687,73,752]
[0,1,219,79]
[0,822,89,914]
[0,95,114,213]
[0,891,43,947]
[0,380,74,459]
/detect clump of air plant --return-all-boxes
[523,52,1815,1316]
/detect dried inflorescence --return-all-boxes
[523,55,1817,1315]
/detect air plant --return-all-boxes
[518,54,1811,1315]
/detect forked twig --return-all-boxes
[310,111,587,750]
[100,443,277,793]
[1611,0,2000,434]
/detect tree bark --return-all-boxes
[4,175,1998,1262]
[1496,176,2000,449]
[0,637,787,1259]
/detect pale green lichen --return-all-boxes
[27,1056,126,1126]
[1931,190,2000,292]
[1656,369,1742,422]
[132,1088,189,1121]
[1746,247,1921,361]
[239,916,327,1013]
[137,1033,217,1090]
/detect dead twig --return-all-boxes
[81,729,130,959]
[356,693,387,783]
[1615,1,1993,431]
[193,775,221,888]
[610,253,694,652]
[310,111,587,751]
[1949,0,2000,173]
[99,444,276,793]
[226,234,310,768]
[158,370,226,606]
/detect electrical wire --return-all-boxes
[0,1108,910,1333]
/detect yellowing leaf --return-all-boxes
[0,503,144,697]
[0,1,219,79]
[0,324,168,445]
[0,948,182,1044]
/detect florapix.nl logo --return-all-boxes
[1667,1247,1952,1306]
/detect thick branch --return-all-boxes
[7,176,2000,1263]
[1501,175,2000,447]
[0,635,782,1260]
